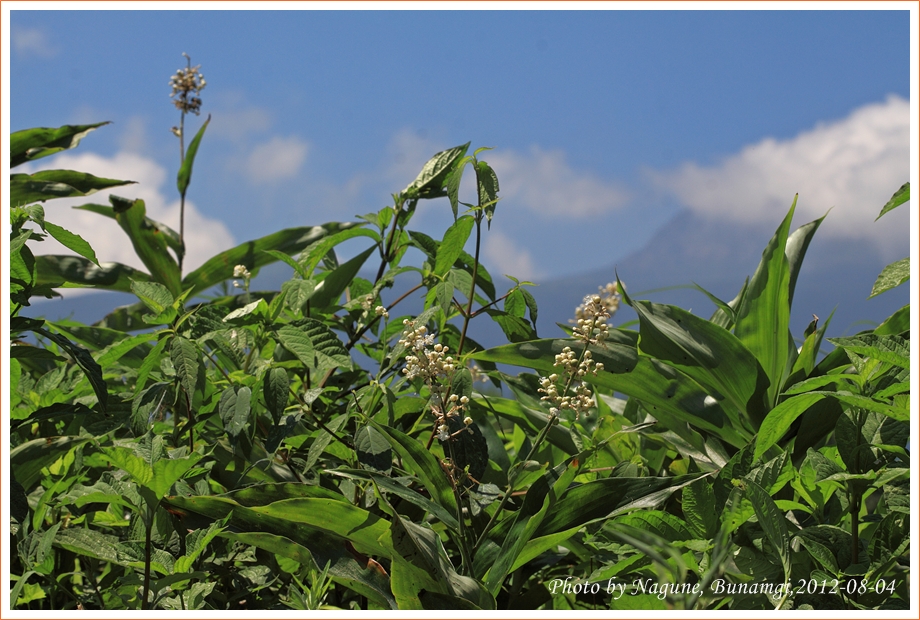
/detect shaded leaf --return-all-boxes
[11,122,110,167]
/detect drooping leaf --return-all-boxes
[434,215,474,277]
[309,246,376,308]
[41,221,99,265]
[75,202,185,259]
[475,159,500,226]
[10,437,90,491]
[219,386,252,438]
[34,326,108,413]
[276,319,350,374]
[34,255,152,292]
[10,170,134,206]
[112,197,182,296]
[170,336,200,399]
[264,367,290,422]
[744,479,792,605]
[354,424,393,474]
[10,122,110,168]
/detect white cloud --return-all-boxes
[19,151,235,293]
[12,27,57,59]
[483,230,543,282]
[651,95,910,258]
[245,136,309,183]
[487,146,632,217]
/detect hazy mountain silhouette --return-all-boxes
[30,210,907,352]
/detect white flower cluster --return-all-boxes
[572,282,622,325]
[169,56,206,115]
[572,294,611,346]
[399,319,456,382]
[232,264,251,289]
[398,319,471,441]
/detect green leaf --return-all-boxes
[754,393,826,461]
[876,181,909,220]
[734,197,795,408]
[370,421,457,515]
[150,453,204,499]
[628,297,768,430]
[276,319,350,374]
[113,197,182,296]
[869,257,910,298]
[681,476,719,539]
[434,215,474,276]
[182,222,361,296]
[34,255,152,292]
[10,122,109,168]
[170,336,200,398]
[264,367,290,422]
[10,170,134,207]
[41,221,99,265]
[475,159,500,226]
[304,413,349,475]
[827,333,910,370]
[219,386,252,438]
[75,202,185,259]
[402,142,471,200]
[131,281,175,315]
[177,115,210,197]
[34,326,108,413]
[354,424,393,474]
[309,246,376,308]
[11,437,90,491]
[744,479,792,605]
[100,446,153,488]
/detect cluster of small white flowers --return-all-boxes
[398,319,472,442]
[399,319,456,382]
[538,347,599,417]
[572,294,611,346]
[572,282,622,324]
[375,305,389,319]
[360,294,374,311]
[169,55,206,115]
[232,264,251,289]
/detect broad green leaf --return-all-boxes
[827,333,910,370]
[784,213,825,307]
[150,452,203,499]
[445,155,472,219]
[10,437,89,491]
[329,470,459,530]
[681,475,719,539]
[41,221,98,265]
[100,446,153,488]
[182,222,361,296]
[54,527,149,569]
[869,257,909,298]
[34,255,152,292]
[354,424,393,474]
[113,197,182,295]
[299,227,380,273]
[876,181,909,220]
[219,386,252,438]
[304,413,349,475]
[471,338,751,449]
[222,298,267,322]
[131,281,175,315]
[402,142,471,200]
[177,114,210,196]
[754,392,825,461]
[10,170,133,207]
[309,246,376,308]
[734,197,795,408]
[434,215,474,276]
[131,382,172,435]
[170,336,200,398]
[370,422,457,515]
[627,296,768,429]
[277,319,350,373]
[263,367,290,422]
[10,122,109,167]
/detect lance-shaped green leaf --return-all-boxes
[869,257,910,298]
[11,122,110,168]
[329,470,459,530]
[471,338,751,448]
[112,196,182,296]
[40,221,98,265]
[10,170,134,206]
[101,446,202,500]
[177,114,210,197]
[475,158,500,226]
[402,142,471,200]
[734,197,795,408]
[309,245,376,308]
[744,479,792,607]
[182,221,361,295]
[34,255,151,293]
[434,215,474,276]
[876,181,909,220]
[170,336,200,399]
[626,295,769,429]
[219,386,252,437]
[263,367,290,422]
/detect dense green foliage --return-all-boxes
[8,111,910,610]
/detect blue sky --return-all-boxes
[4,5,914,291]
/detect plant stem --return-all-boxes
[142,508,153,610]
[178,109,186,273]
[457,216,481,356]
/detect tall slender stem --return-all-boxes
[178,110,186,273]
[457,216,481,356]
